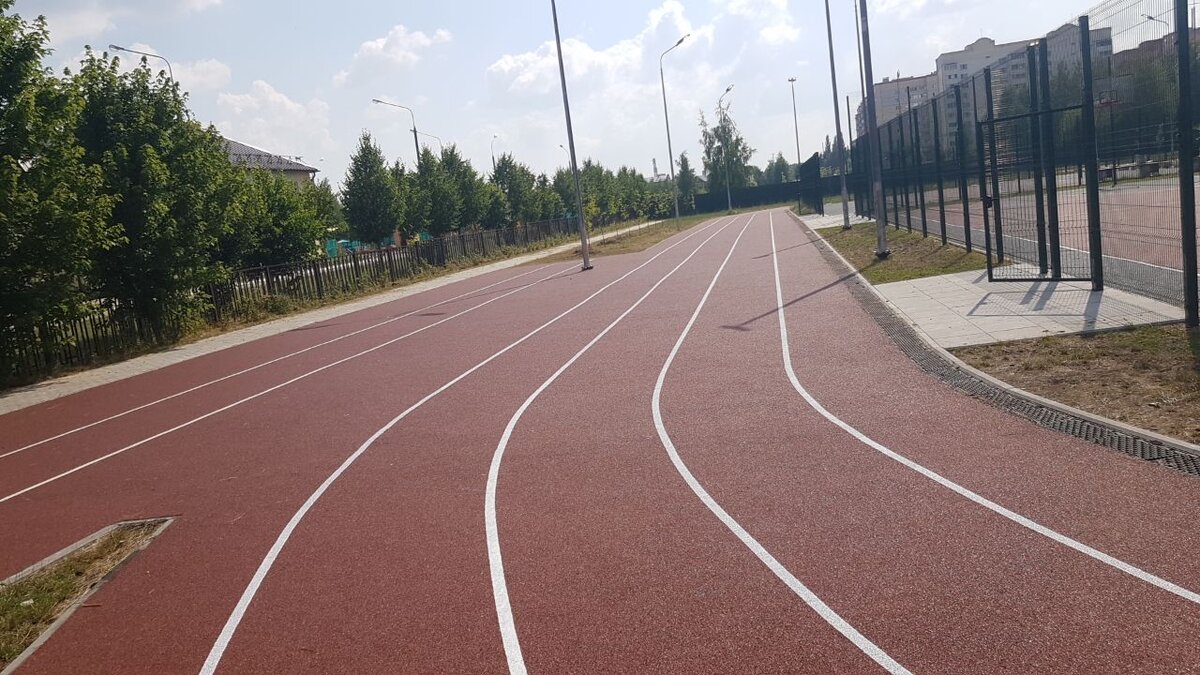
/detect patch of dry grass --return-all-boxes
[820,221,988,285]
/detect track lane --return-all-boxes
[6,216,731,674]
[0,261,552,451]
[648,208,1200,671]
[197,215,744,675]
[0,263,562,461]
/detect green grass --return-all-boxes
[1,521,163,668]
[819,221,988,285]
[954,324,1200,445]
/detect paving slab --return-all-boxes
[876,270,1185,349]
[802,203,872,230]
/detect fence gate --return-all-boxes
[977,105,1097,284]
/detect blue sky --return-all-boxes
[23,0,1095,188]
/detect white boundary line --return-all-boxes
[484,216,742,675]
[0,265,561,463]
[770,213,1200,607]
[197,215,734,675]
[651,213,911,674]
[0,265,573,506]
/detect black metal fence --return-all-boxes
[2,217,581,386]
[849,0,1199,324]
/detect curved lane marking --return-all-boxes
[770,213,1200,606]
[485,216,743,675]
[652,212,911,674]
[198,215,734,675]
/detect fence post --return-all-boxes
[932,98,948,244]
[984,68,1005,264]
[1177,0,1199,326]
[1027,44,1050,275]
[887,121,901,229]
[909,89,928,237]
[955,84,973,252]
[1038,38,1064,278]
[1078,15,1105,291]
[898,111,913,232]
[312,260,324,299]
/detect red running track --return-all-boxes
[3,208,1200,674]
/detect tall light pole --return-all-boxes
[857,0,889,258]
[550,0,592,271]
[491,134,500,173]
[371,99,421,167]
[108,44,173,80]
[823,0,852,230]
[660,34,689,220]
[418,131,444,154]
[558,144,571,163]
[718,84,735,213]
[788,78,802,181]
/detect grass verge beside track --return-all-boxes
[818,221,988,284]
[1,520,165,669]
[954,324,1200,445]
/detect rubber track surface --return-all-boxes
[3,209,1200,674]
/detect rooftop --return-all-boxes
[224,138,318,174]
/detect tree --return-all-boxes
[74,48,236,336]
[305,178,346,239]
[342,132,399,245]
[492,153,537,224]
[676,152,697,213]
[418,147,461,236]
[531,173,564,221]
[0,2,116,365]
[763,152,792,185]
[390,160,421,242]
[699,108,755,198]
[439,145,482,227]
[227,170,324,268]
[479,182,511,230]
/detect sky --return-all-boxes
[22,0,1096,189]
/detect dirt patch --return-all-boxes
[819,221,988,285]
[953,324,1200,445]
[1,519,168,669]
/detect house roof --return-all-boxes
[224,138,318,173]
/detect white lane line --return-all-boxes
[485,215,743,675]
[0,265,574,506]
[197,215,734,675]
[770,214,1200,606]
[0,264,559,462]
[652,213,911,674]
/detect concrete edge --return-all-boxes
[0,518,174,675]
[787,209,1200,458]
[0,220,658,415]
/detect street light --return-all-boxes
[108,44,173,80]
[550,0,592,271]
[417,131,444,154]
[558,144,571,164]
[856,0,890,258]
[788,77,802,189]
[491,134,500,173]
[718,84,735,213]
[823,0,852,229]
[660,33,689,220]
[371,99,421,166]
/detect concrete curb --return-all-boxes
[788,209,1200,460]
[0,220,658,415]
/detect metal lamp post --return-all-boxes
[550,0,592,271]
[108,44,173,80]
[418,131,444,154]
[718,84,735,213]
[823,0,853,229]
[660,34,689,220]
[371,99,422,166]
[788,77,802,197]
[856,0,890,258]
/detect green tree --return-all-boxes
[676,152,697,213]
[74,48,236,335]
[700,108,755,197]
[418,147,461,236]
[342,132,399,245]
[531,173,564,220]
[479,182,511,230]
[440,145,482,227]
[390,160,421,242]
[0,2,116,365]
[491,153,537,223]
[227,170,324,268]
[305,178,346,239]
[763,152,792,185]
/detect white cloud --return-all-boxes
[725,0,800,44]
[175,58,232,90]
[217,80,339,175]
[43,6,118,46]
[37,0,225,47]
[333,25,453,86]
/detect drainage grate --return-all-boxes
[791,213,1200,479]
